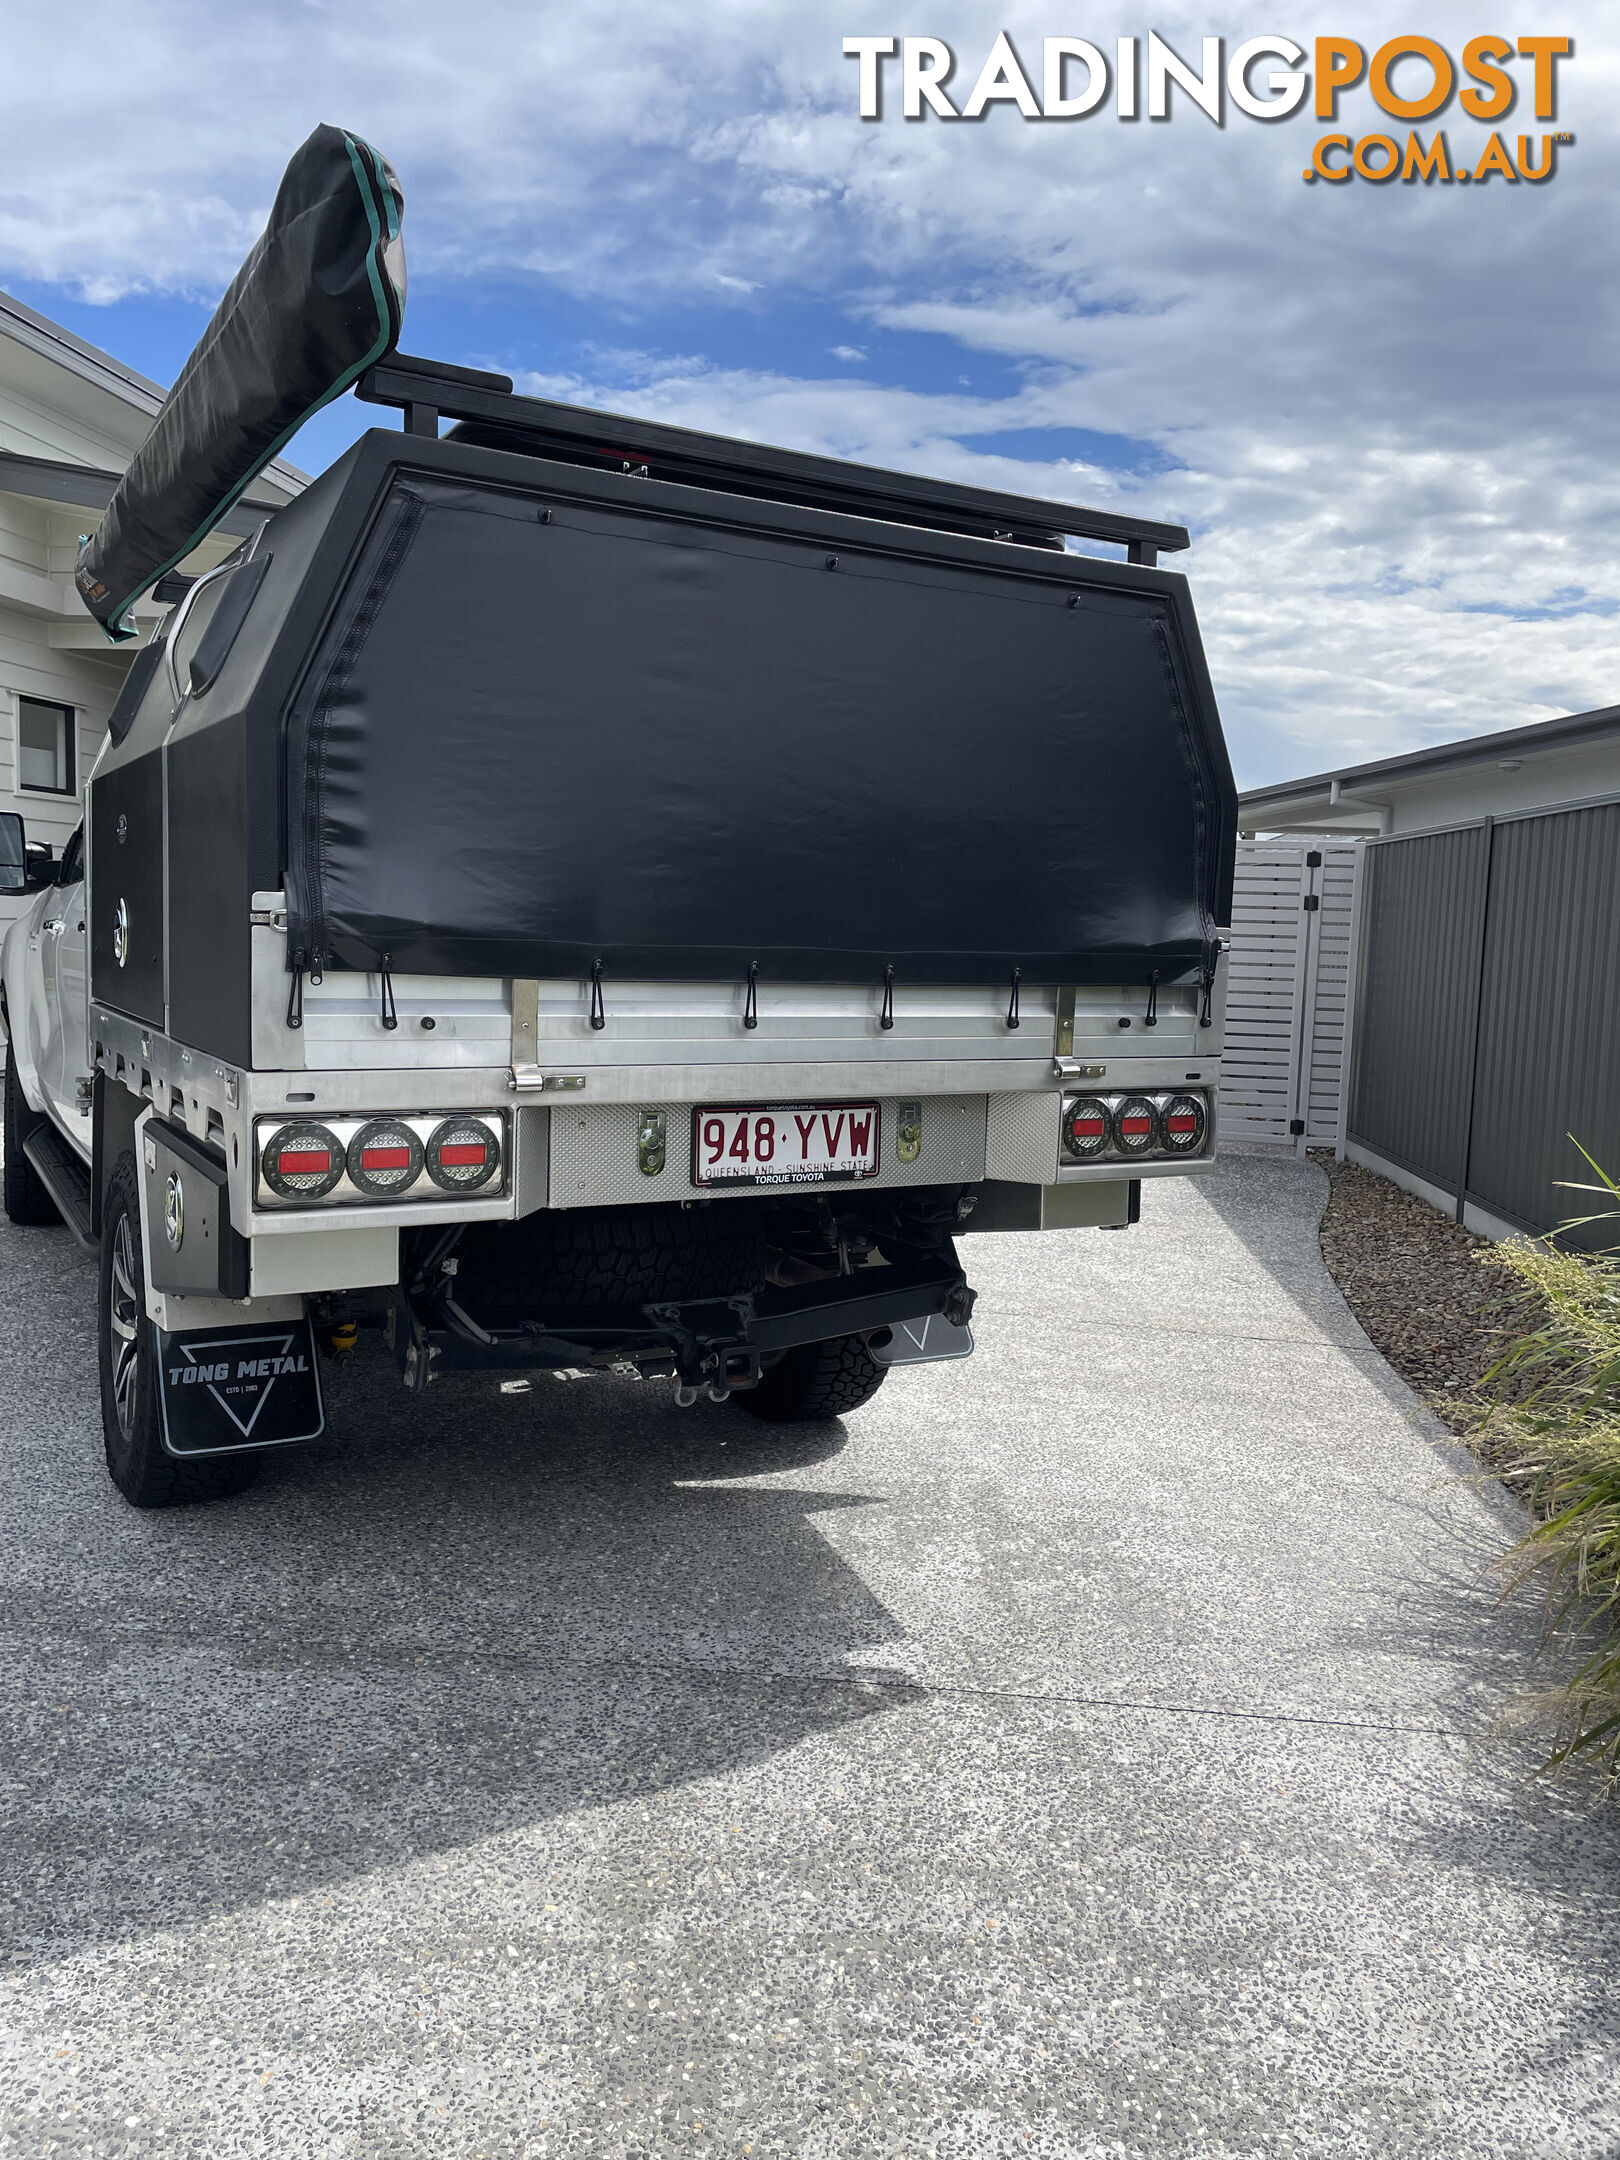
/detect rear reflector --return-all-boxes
[279,1150,331,1174]
[439,1143,488,1167]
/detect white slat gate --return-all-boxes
[1218,839,1361,1152]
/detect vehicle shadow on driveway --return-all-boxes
[3,1327,917,1966]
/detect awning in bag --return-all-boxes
[75,125,404,640]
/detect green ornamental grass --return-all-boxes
[1471,1143,1620,1789]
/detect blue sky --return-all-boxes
[2,2,1613,787]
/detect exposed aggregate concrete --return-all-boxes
[2,1155,1618,2157]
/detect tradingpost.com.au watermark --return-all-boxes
[842,33,1573,183]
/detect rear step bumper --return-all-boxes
[400,1256,975,1391]
[22,1129,95,1250]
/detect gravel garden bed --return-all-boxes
[1310,1150,1518,1429]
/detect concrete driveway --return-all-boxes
[1,1154,1617,2158]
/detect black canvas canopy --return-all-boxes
[75,125,404,640]
[276,446,1234,992]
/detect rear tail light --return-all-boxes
[426,1117,501,1193]
[1062,1097,1112,1160]
[1160,1093,1208,1155]
[255,1112,506,1207]
[1112,1095,1160,1158]
[347,1118,424,1196]
[1060,1091,1211,1167]
[262,1123,345,1199]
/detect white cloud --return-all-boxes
[0,0,1613,782]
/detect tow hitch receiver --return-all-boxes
[158,1318,326,1457]
[395,1258,975,1391]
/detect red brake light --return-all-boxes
[1158,1093,1208,1155]
[426,1118,501,1192]
[1062,1098,1113,1161]
[1112,1096,1160,1156]
[261,1122,345,1199]
[347,1120,425,1196]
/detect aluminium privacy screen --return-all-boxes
[284,475,1233,987]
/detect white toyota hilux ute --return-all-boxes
[4,824,89,1176]
[1,353,1235,1514]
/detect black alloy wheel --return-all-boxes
[98,1153,260,1508]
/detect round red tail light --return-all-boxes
[1160,1093,1208,1155]
[1112,1095,1160,1157]
[346,1118,424,1197]
[425,1117,501,1193]
[1062,1097,1112,1160]
[262,1122,345,1199]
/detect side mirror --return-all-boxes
[0,816,57,896]
[0,811,24,894]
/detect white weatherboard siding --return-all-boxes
[0,471,132,888]
[1218,839,1360,1153]
[0,463,127,937]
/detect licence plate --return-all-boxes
[693,1103,881,1187]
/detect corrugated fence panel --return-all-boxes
[1347,823,1488,1191]
[1465,803,1620,1247]
[1218,843,1304,1143]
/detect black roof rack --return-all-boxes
[355,353,1188,567]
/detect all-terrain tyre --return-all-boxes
[452,1200,770,1317]
[98,1153,260,1508]
[733,1332,887,1423]
[3,1050,61,1226]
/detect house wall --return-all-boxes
[0,367,146,934]
[1378,742,1620,835]
[1239,730,1620,843]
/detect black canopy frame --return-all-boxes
[356,354,1189,568]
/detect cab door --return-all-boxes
[37,825,90,1152]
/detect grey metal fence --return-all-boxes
[1346,799,1620,1248]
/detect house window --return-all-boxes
[18,697,76,795]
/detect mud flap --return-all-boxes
[157,1318,325,1457]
